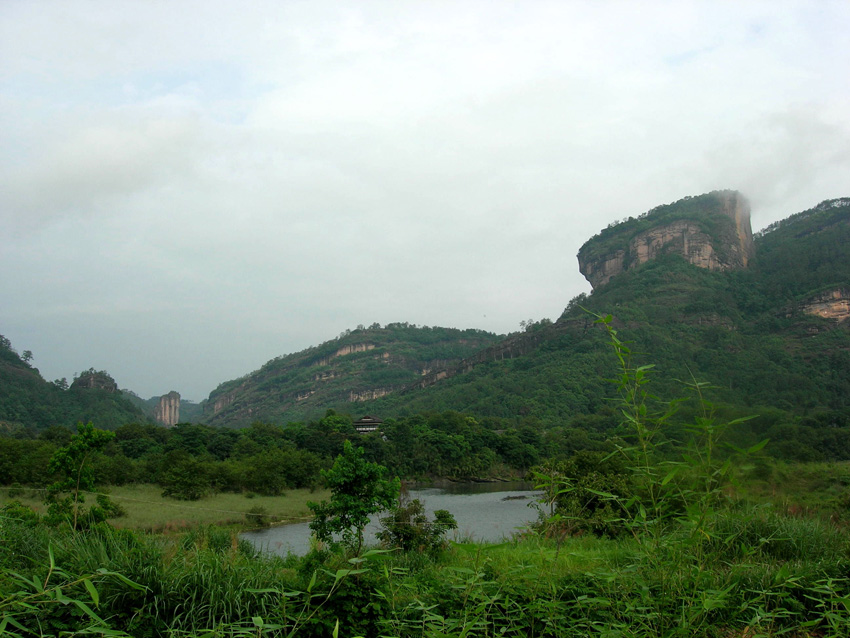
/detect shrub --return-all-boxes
[377,495,457,553]
[245,505,271,528]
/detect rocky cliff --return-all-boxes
[578,190,755,288]
[154,390,181,427]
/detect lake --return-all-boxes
[241,481,542,556]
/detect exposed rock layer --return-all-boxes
[578,191,755,289]
[71,371,118,392]
[801,288,850,322]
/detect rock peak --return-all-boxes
[577,190,755,289]
[154,390,181,427]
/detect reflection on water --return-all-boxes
[242,481,542,557]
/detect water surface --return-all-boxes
[242,481,541,556]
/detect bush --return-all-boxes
[377,495,457,554]
[160,456,210,500]
[245,505,271,528]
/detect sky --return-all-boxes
[2,1,849,402]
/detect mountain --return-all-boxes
[349,194,850,441]
[201,324,502,427]
[122,391,204,427]
[200,191,850,436]
[0,342,147,433]
[198,192,848,439]
[3,191,848,451]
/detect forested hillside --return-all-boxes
[0,337,146,433]
[202,324,501,428]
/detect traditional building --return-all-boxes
[353,415,383,434]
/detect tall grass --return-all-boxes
[3,504,850,636]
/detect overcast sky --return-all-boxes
[2,1,849,401]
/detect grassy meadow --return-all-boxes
[0,484,329,532]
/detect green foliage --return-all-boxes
[206,324,501,428]
[308,440,400,552]
[244,505,271,528]
[588,313,762,544]
[377,491,457,554]
[44,422,116,530]
[2,467,850,636]
[0,542,144,637]
[532,450,631,538]
[159,452,211,501]
[0,337,146,432]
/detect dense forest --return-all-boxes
[203,323,502,427]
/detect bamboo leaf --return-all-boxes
[83,578,100,607]
[2,614,29,635]
[334,568,367,584]
[95,569,147,591]
[747,439,770,454]
[661,468,679,486]
[586,489,616,499]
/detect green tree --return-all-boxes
[159,451,211,501]
[308,440,399,553]
[45,421,114,530]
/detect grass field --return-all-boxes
[0,484,330,532]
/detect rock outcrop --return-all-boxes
[154,391,181,427]
[349,388,392,402]
[578,191,755,289]
[312,343,375,367]
[71,370,119,392]
[801,288,850,322]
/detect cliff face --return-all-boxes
[154,390,181,427]
[578,191,754,289]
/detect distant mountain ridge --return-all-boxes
[353,194,850,431]
[201,324,501,427]
[0,348,146,432]
[199,192,847,430]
